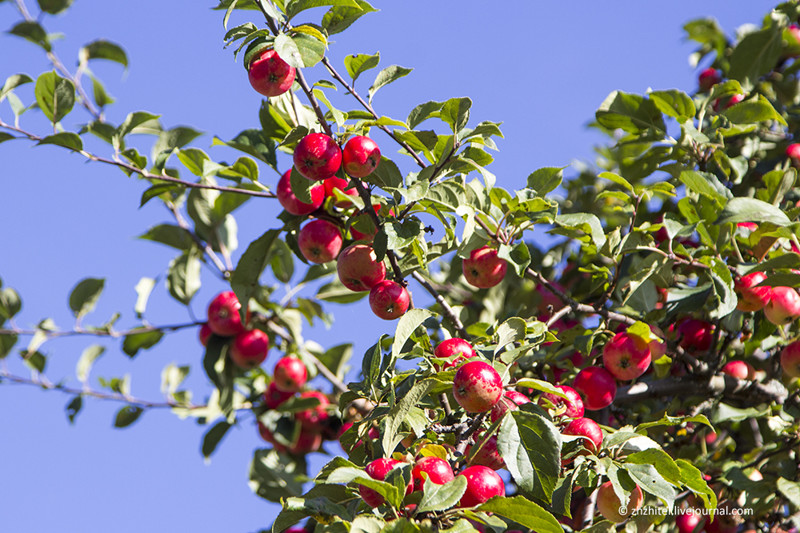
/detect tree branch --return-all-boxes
[0,321,204,340]
[615,375,788,405]
[410,271,468,338]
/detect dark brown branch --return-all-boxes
[615,375,788,405]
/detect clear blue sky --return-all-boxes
[0,1,776,532]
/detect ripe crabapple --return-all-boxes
[541,385,584,418]
[563,417,603,454]
[342,135,381,178]
[489,390,531,422]
[257,421,288,453]
[289,428,323,455]
[199,323,212,347]
[323,176,358,207]
[293,133,342,181]
[368,280,410,320]
[452,360,504,413]
[765,286,800,325]
[467,431,504,471]
[273,356,308,393]
[787,143,800,166]
[359,458,410,507]
[780,340,800,378]
[350,204,390,242]
[602,332,652,381]
[276,169,324,216]
[433,337,477,369]
[698,67,721,92]
[295,391,330,428]
[573,366,617,410]
[230,328,269,369]
[336,244,386,291]
[596,480,643,523]
[675,510,702,533]
[411,456,454,491]
[247,48,295,97]
[462,246,507,289]
[735,271,770,312]
[263,381,294,409]
[676,318,714,353]
[721,360,755,380]
[297,219,343,264]
[457,465,505,507]
[207,291,245,337]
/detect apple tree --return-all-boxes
[2,0,800,531]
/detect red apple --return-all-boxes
[359,458,403,507]
[230,328,269,369]
[698,68,721,92]
[207,291,245,337]
[342,136,381,178]
[369,280,410,320]
[563,417,603,454]
[780,340,800,378]
[295,391,330,428]
[787,143,800,165]
[573,366,617,410]
[452,360,504,413]
[541,385,584,419]
[263,381,294,409]
[467,432,504,471]
[712,93,744,112]
[676,318,714,353]
[350,204,389,242]
[293,133,342,181]
[433,338,477,369]
[765,286,800,325]
[735,272,770,312]
[676,509,702,533]
[297,219,343,264]
[602,332,652,381]
[276,169,324,216]
[336,244,386,291]
[199,323,212,346]
[721,360,755,380]
[411,456,454,491]
[257,421,287,453]
[289,428,323,455]
[462,246,507,289]
[457,465,505,507]
[490,389,531,422]
[596,480,643,523]
[323,176,359,207]
[273,356,308,393]
[247,48,296,97]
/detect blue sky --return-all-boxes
[0,1,777,532]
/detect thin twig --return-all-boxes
[0,321,203,340]
[411,271,467,338]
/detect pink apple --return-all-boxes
[276,169,324,216]
[735,271,771,312]
[359,458,403,507]
[293,133,342,181]
[457,465,505,507]
[297,219,343,264]
[411,456,454,491]
[273,356,308,392]
[336,244,386,291]
[452,360,504,413]
[230,328,269,369]
[342,135,381,178]
[765,286,800,325]
[207,291,246,337]
[295,391,330,428]
[721,360,755,380]
[368,280,410,320]
[433,338,477,369]
[596,480,643,523]
[676,509,702,533]
[563,417,603,454]
[573,366,617,410]
[676,318,714,353]
[490,389,531,422]
[462,246,507,289]
[787,143,800,164]
[602,332,652,381]
[247,48,295,97]
[698,67,721,92]
[467,431,504,470]
[541,385,584,418]
[263,381,294,409]
[780,340,800,378]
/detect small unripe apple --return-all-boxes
[273,356,308,392]
[342,136,381,178]
[452,360,504,413]
[602,332,652,381]
[247,48,296,97]
[735,271,771,312]
[780,340,800,378]
[721,360,755,380]
[698,67,721,92]
[297,219,343,264]
[369,280,410,320]
[563,417,603,454]
[199,323,212,346]
[230,328,269,369]
[457,465,505,507]
[676,318,714,353]
[490,390,531,422]
[207,291,245,337]
[765,286,800,325]
[573,366,617,410]
[596,481,643,523]
[336,244,386,291]
[276,169,324,216]
[263,381,294,409]
[411,456,454,491]
[467,432,504,471]
[433,337,477,369]
[541,385,584,418]
[462,246,507,289]
[295,391,330,428]
[293,133,342,181]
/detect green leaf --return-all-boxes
[622,462,676,506]
[392,308,436,361]
[37,132,83,152]
[598,171,634,193]
[477,496,562,533]
[728,26,782,89]
[35,71,75,123]
[722,94,786,125]
[777,478,800,510]
[322,0,377,35]
[90,76,114,107]
[0,287,21,319]
[251,448,307,503]
[8,21,51,51]
[715,197,792,227]
[625,449,681,485]
[368,65,413,104]
[440,97,472,134]
[37,0,73,14]
[284,0,359,20]
[497,241,530,277]
[649,89,696,121]
[231,230,281,321]
[382,379,435,454]
[1,73,33,102]
[116,111,160,140]
[202,421,232,458]
[369,157,403,189]
[79,40,128,68]
[327,466,402,507]
[114,405,144,428]
[68,278,105,318]
[76,344,104,383]
[166,251,202,305]
[0,133,15,144]
[679,170,732,206]
[292,32,326,68]
[122,329,164,358]
[139,224,194,251]
[65,394,82,424]
[273,33,304,69]
[526,167,565,196]
[552,213,606,247]
[407,100,443,130]
[344,51,380,83]
[417,476,467,513]
[499,411,561,503]
[596,90,665,134]
[676,459,717,510]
